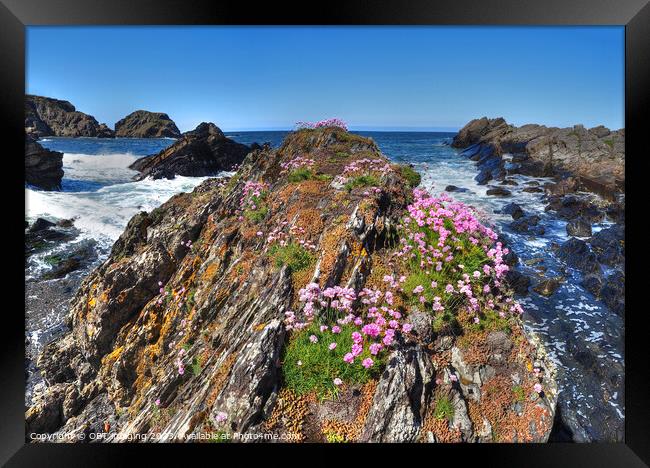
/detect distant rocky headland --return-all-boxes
[26,95,114,139]
[114,110,181,138]
[25,95,183,140]
[452,117,624,199]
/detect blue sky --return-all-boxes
[26,26,624,132]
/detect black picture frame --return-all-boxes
[3,0,648,465]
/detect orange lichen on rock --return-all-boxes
[264,388,310,442]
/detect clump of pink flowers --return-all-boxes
[280,156,315,173]
[285,281,413,367]
[265,223,317,252]
[240,181,268,212]
[295,118,348,131]
[341,159,392,178]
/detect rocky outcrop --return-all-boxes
[25,135,64,190]
[129,122,250,180]
[25,95,114,138]
[453,117,624,198]
[114,111,181,138]
[27,127,556,443]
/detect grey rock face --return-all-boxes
[360,346,435,442]
[114,110,181,138]
[25,135,64,190]
[25,95,114,138]
[129,122,250,180]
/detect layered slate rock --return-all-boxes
[114,110,181,138]
[25,135,64,190]
[453,117,624,198]
[25,95,114,138]
[27,127,556,443]
[129,122,250,180]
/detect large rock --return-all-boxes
[589,225,625,267]
[25,135,64,190]
[25,95,114,138]
[501,202,524,220]
[453,117,624,199]
[566,217,592,237]
[114,110,181,138]
[556,238,601,275]
[27,127,557,443]
[129,122,250,180]
[600,270,624,317]
[360,346,435,442]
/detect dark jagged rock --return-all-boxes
[453,117,624,199]
[444,185,468,193]
[600,271,624,317]
[41,240,97,280]
[485,187,511,197]
[25,135,64,190]
[29,218,56,232]
[522,187,544,193]
[506,270,530,295]
[533,278,562,297]
[501,202,524,220]
[510,215,544,235]
[589,225,625,268]
[580,273,603,297]
[566,218,592,237]
[500,179,518,186]
[25,219,79,261]
[129,122,250,180]
[114,110,181,138]
[25,95,114,138]
[556,238,601,275]
[545,195,605,223]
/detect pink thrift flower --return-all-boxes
[329,342,337,350]
[343,353,354,364]
[449,374,458,382]
[402,323,413,333]
[309,335,318,343]
[215,411,228,423]
[332,326,341,334]
[333,378,343,386]
[155,399,161,406]
[320,325,328,332]
[362,358,374,369]
[534,383,543,393]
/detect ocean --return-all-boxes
[26,131,624,440]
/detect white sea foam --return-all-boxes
[26,175,212,244]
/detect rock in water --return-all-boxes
[566,217,592,237]
[129,122,250,180]
[556,238,601,275]
[25,135,64,190]
[501,202,524,219]
[506,270,531,295]
[26,126,557,443]
[486,187,511,197]
[452,117,624,200]
[533,278,562,297]
[600,270,624,316]
[114,110,181,138]
[25,95,114,138]
[589,225,625,267]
